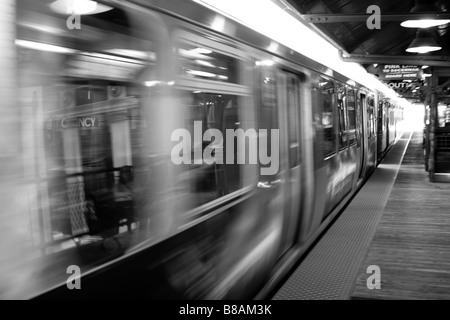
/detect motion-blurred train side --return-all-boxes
[1,0,404,299]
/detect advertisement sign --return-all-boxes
[379,65,422,80]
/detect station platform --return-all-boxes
[272,131,450,300]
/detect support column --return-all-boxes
[0,0,31,299]
[424,94,430,172]
[0,0,19,242]
[428,69,438,182]
[0,1,18,167]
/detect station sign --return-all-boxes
[60,117,105,129]
[385,80,423,95]
[379,65,422,80]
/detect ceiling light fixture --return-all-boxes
[15,39,77,54]
[49,0,113,16]
[401,0,450,28]
[422,68,432,79]
[406,29,442,53]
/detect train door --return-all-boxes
[383,102,388,152]
[366,96,377,172]
[315,76,338,222]
[346,88,358,188]
[277,70,302,255]
[357,92,367,180]
[377,99,385,162]
[384,103,391,145]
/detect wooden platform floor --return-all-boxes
[351,131,450,300]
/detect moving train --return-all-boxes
[1,0,405,299]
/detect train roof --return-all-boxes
[132,0,410,106]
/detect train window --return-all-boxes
[337,84,348,149]
[178,42,239,84]
[178,92,245,210]
[438,104,450,127]
[175,37,253,211]
[426,105,431,126]
[384,103,389,129]
[12,1,189,298]
[347,89,357,145]
[389,109,395,127]
[319,77,336,157]
[257,66,280,177]
[378,101,385,134]
[367,97,376,138]
[286,74,301,168]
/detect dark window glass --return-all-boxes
[286,74,301,168]
[180,92,243,210]
[319,77,336,157]
[258,68,279,178]
[347,89,356,145]
[337,84,348,149]
[179,43,238,84]
[367,97,376,138]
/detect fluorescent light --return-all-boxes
[195,60,217,68]
[145,80,176,87]
[401,19,450,28]
[105,49,154,60]
[406,45,441,53]
[422,65,429,69]
[18,22,63,35]
[49,0,113,15]
[406,29,442,53]
[186,70,217,78]
[211,15,226,32]
[255,60,274,67]
[401,0,450,28]
[81,52,144,65]
[15,39,77,54]
[191,48,213,55]
[145,81,163,87]
[267,42,279,52]
[179,49,214,60]
[73,0,97,14]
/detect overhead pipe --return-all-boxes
[339,50,450,67]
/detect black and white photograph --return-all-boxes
[1,0,450,303]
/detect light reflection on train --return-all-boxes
[0,0,405,299]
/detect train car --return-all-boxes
[0,0,405,299]
[377,97,404,162]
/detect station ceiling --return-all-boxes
[287,0,450,102]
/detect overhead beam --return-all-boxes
[303,13,450,23]
[339,51,450,67]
